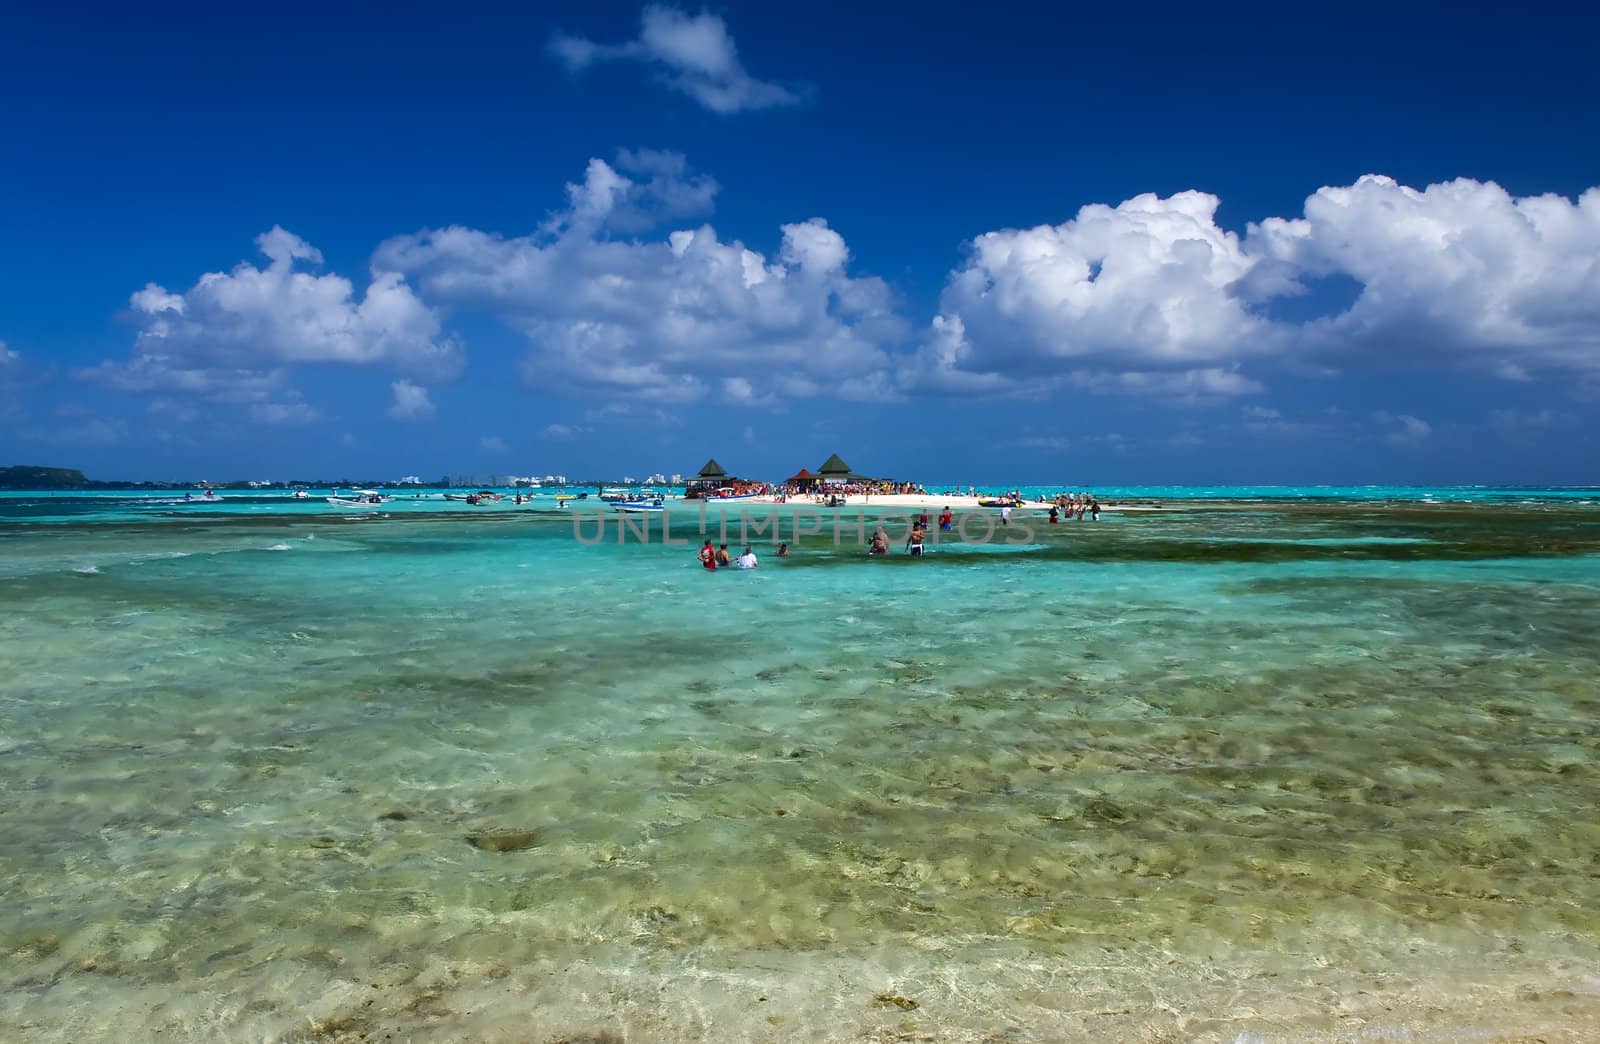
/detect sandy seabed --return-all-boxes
[6,496,1600,1043]
[9,943,1600,1042]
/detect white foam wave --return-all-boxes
[266,543,292,551]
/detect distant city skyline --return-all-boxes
[4,4,1599,485]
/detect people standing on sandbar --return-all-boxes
[716,543,732,566]
[906,520,926,557]
[699,539,717,570]
[939,506,953,531]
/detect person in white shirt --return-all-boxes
[736,547,758,569]
[1000,504,1012,526]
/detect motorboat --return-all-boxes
[327,489,390,507]
[697,487,760,502]
[602,489,666,505]
[613,498,665,513]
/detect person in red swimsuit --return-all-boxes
[699,539,717,570]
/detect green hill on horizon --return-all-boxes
[0,465,92,489]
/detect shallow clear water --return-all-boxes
[3,493,1600,1041]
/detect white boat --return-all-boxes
[697,487,760,502]
[613,500,665,513]
[602,488,666,505]
[289,490,310,499]
[327,490,389,507]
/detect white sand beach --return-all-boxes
[742,492,1153,512]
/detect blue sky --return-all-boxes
[3,2,1598,484]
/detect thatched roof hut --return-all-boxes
[687,457,750,498]
[818,453,852,484]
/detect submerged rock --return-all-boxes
[873,993,919,1010]
[377,810,409,821]
[465,829,541,852]
[1082,797,1130,825]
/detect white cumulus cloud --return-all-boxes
[913,190,1277,397]
[375,156,903,407]
[917,174,1600,399]
[80,226,462,413]
[1249,175,1600,379]
[540,423,579,441]
[1376,411,1433,448]
[549,5,803,114]
[123,226,460,376]
[387,379,435,421]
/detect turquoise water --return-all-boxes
[3,491,1600,1041]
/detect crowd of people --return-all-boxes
[1049,492,1101,522]
[778,480,928,502]
[695,496,1102,570]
